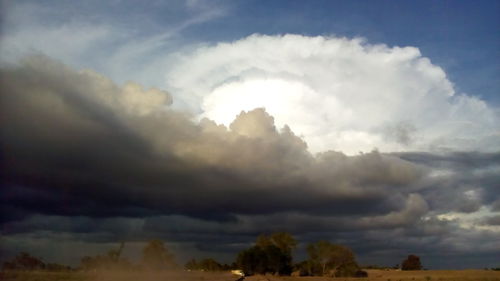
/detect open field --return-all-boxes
[1,270,499,281]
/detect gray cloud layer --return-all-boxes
[1,56,499,268]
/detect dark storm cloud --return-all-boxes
[480,215,500,226]
[393,151,500,212]
[492,200,500,211]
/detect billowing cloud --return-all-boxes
[1,55,499,268]
[166,34,500,154]
[1,55,424,221]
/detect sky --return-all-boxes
[0,0,499,269]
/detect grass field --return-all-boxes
[1,269,499,281]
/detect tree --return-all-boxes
[142,239,176,270]
[258,232,296,274]
[264,244,292,275]
[306,241,362,277]
[256,234,272,248]
[293,260,316,276]
[236,244,293,276]
[2,252,45,271]
[237,232,296,276]
[307,241,333,276]
[237,246,268,276]
[268,232,298,255]
[401,254,423,270]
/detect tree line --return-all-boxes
[1,252,71,272]
[1,233,430,277]
[233,232,370,277]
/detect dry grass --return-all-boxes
[1,269,499,281]
[245,270,500,281]
[363,269,500,280]
[0,271,87,281]
[0,270,238,281]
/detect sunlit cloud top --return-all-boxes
[166,34,499,154]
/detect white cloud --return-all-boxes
[166,34,500,154]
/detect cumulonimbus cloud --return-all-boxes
[1,55,425,223]
[1,54,499,268]
[166,34,500,154]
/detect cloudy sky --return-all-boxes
[1,0,499,269]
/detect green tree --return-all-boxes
[264,244,292,275]
[401,254,423,270]
[306,241,361,277]
[237,246,268,276]
[142,239,176,270]
[307,241,333,275]
[237,232,296,276]
[268,232,297,254]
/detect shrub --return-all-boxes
[401,255,423,271]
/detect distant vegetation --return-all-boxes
[363,264,400,270]
[296,240,367,277]
[401,254,423,271]
[2,233,448,279]
[80,242,131,271]
[2,252,71,272]
[141,239,177,270]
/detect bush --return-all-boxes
[401,255,423,270]
[335,261,363,277]
[354,270,368,277]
